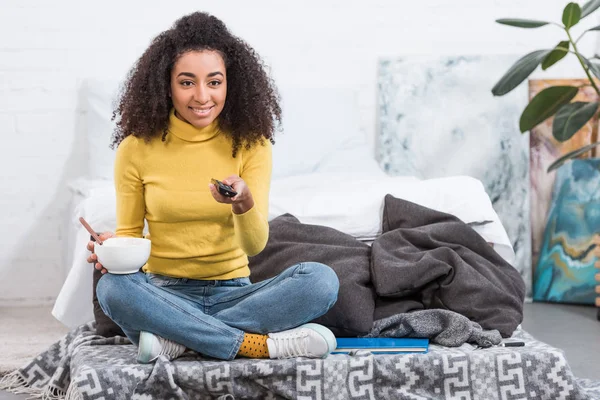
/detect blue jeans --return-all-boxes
[96,262,339,360]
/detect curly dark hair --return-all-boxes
[111,11,281,157]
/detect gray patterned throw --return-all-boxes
[1,322,599,399]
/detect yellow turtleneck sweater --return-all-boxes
[113,110,272,280]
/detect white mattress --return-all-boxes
[53,173,516,328]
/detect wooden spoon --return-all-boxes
[79,217,103,245]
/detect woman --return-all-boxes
[87,11,339,363]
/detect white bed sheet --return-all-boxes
[55,179,117,328]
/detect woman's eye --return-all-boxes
[181,81,193,87]
[208,80,221,86]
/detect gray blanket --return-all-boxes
[251,195,525,338]
[366,309,501,347]
[372,195,526,337]
[3,321,599,399]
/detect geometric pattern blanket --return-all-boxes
[2,322,600,399]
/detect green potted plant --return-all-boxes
[492,0,600,172]
[493,0,600,306]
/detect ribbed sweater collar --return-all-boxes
[168,109,220,142]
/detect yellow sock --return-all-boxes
[237,333,270,358]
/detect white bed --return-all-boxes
[52,79,515,328]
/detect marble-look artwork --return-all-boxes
[377,55,531,295]
[533,159,600,304]
[529,79,599,274]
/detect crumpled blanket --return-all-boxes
[371,195,526,337]
[364,309,501,347]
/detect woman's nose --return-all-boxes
[194,86,210,104]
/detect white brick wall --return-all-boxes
[1,0,598,306]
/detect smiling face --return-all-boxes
[170,50,227,129]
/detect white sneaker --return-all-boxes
[137,331,186,364]
[266,323,337,359]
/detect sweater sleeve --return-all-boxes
[114,136,145,238]
[232,140,272,256]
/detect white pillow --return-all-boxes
[314,146,386,177]
[73,185,118,233]
[272,86,369,179]
[83,78,120,181]
[269,172,514,264]
[69,172,511,250]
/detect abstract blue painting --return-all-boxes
[533,159,600,304]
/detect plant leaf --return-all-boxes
[581,0,600,19]
[495,18,550,28]
[542,41,570,70]
[588,62,600,80]
[492,50,552,96]
[547,141,600,172]
[563,2,582,28]
[552,101,599,141]
[519,86,579,132]
[582,55,600,80]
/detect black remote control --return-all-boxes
[211,178,237,197]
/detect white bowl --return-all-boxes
[95,237,151,274]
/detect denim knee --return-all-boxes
[96,273,131,317]
[302,262,339,308]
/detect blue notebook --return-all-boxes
[332,337,429,354]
